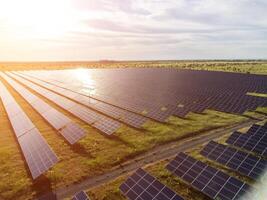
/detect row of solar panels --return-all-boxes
[20,70,267,122]
[8,71,201,122]
[14,70,191,121]
[0,72,148,180]
[120,122,267,199]
[0,75,58,180]
[12,72,148,129]
[7,72,123,135]
[1,72,86,144]
[17,69,267,122]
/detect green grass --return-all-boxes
[88,176,126,200]
[114,110,246,161]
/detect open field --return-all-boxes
[1,60,267,75]
[0,62,266,200]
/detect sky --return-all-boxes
[0,0,267,61]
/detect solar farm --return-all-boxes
[0,61,267,200]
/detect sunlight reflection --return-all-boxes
[74,68,96,96]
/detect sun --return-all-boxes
[0,0,75,38]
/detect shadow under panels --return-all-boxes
[7,72,122,135]
[12,71,148,128]
[0,79,58,180]
[0,72,86,145]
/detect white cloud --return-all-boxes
[0,0,266,60]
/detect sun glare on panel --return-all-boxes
[74,68,96,95]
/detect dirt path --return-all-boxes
[47,116,266,200]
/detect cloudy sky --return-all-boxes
[0,0,267,61]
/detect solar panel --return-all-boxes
[226,131,267,157]
[247,124,262,134]
[72,191,90,200]
[120,168,184,200]
[31,99,53,114]
[5,102,23,118]
[122,112,148,128]
[68,105,101,124]
[201,141,267,180]
[247,124,267,135]
[13,72,148,128]
[166,152,252,200]
[94,116,122,135]
[1,73,86,145]
[59,122,87,144]
[0,79,58,179]
[10,112,35,137]
[147,108,172,122]
[8,72,121,135]
[91,101,125,119]
[14,68,267,120]
[18,128,58,179]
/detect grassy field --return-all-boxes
[0,61,266,200]
[1,60,267,75]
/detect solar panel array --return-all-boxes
[0,72,86,145]
[0,80,58,179]
[201,141,267,180]
[12,72,147,128]
[120,168,184,200]
[246,124,263,134]
[72,191,90,200]
[7,72,121,135]
[226,129,267,157]
[16,68,267,122]
[166,152,252,200]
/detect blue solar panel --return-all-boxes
[166,152,252,200]
[16,68,267,119]
[72,191,90,200]
[226,131,267,157]
[1,73,86,145]
[12,71,148,128]
[201,141,267,180]
[8,72,121,135]
[120,168,184,200]
[0,78,58,179]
